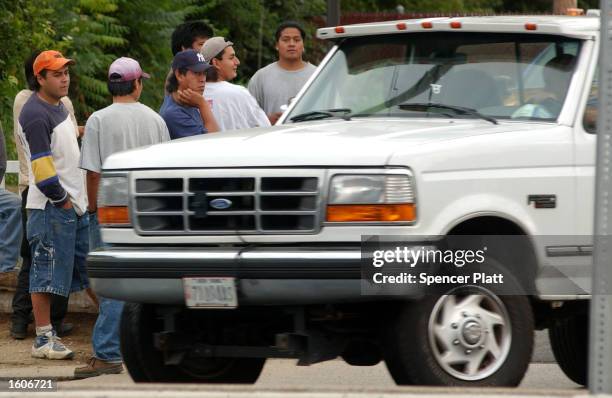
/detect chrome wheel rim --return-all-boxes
[427,286,512,381]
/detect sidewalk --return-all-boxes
[0,365,75,380]
[0,312,96,374]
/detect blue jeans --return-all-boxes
[0,189,22,272]
[27,202,90,296]
[90,213,124,363]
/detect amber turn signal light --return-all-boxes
[326,204,416,222]
[98,206,130,225]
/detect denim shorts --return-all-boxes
[27,202,90,297]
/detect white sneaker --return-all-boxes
[31,330,74,360]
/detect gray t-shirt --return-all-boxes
[247,62,316,115]
[80,102,170,173]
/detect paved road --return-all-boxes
[52,331,566,390]
[533,330,555,363]
[57,359,582,392]
[0,360,585,397]
[0,331,585,397]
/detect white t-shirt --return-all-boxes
[204,81,270,131]
[18,94,87,214]
[13,90,79,193]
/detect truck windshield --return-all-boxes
[286,32,581,123]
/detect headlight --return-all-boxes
[98,174,131,226]
[327,174,416,223]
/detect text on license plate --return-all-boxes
[183,277,237,308]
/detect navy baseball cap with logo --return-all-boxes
[172,49,212,73]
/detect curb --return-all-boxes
[0,366,75,381]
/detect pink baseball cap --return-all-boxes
[108,57,150,82]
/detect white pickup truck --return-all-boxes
[88,14,599,387]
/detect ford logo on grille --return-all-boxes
[209,198,232,210]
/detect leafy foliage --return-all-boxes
[112,0,195,115]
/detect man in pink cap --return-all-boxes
[76,57,170,378]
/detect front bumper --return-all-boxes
[87,246,421,305]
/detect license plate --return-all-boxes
[183,277,237,309]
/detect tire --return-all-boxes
[383,259,534,386]
[120,303,265,383]
[341,340,382,366]
[548,314,588,386]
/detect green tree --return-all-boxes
[55,0,127,118]
[57,0,197,118]
[111,0,195,111]
[0,0,57,184]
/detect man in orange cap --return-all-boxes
[10,50,85,341]
[16,50,90,360]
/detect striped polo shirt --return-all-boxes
[17,94,87,215]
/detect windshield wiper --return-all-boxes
[398,102,498,125]
[289,108,353,123]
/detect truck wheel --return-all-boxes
[548,314,588,386]
[383,264,533,386]
[341,340,382,366]
[120,303,265,383]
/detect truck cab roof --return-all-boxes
[317,15,600,40]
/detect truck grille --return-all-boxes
[131,170,323,235]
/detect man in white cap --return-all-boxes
[200,37,270,131]
[76,57,170,378]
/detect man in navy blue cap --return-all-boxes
[160,49,219,139]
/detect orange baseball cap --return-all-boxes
[33,50,75,76]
